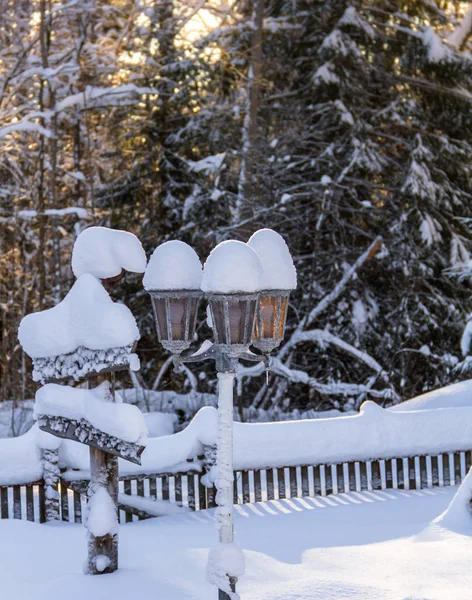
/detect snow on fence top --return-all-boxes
[4,401,472,486]
[35,383,148,445]
[143,240,203,291]
[389,380,472,412]
[18,273,140,359]
[247,229,297,290]
[71,226,146,279]
[201,240,263,294]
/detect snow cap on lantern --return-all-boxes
[143,240,203,291]
[247,229,296,353]
[247,228,296,291]
[144,241,203,355]
[202,240,263,349]
[201,240,263,294]
[72,226,147,280]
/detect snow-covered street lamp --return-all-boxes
[144,241,203,355]
[203,241,263,355]
[248,229,297,354]
[145,232,294,600]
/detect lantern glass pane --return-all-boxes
[209,297,257,346]
[228,300,245,344]
[169,298,186,340]
[186,296,199,342]
[152,297,168,341]
[255,295,289,340]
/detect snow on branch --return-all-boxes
[269,357,395,400]
[0,119,53,139]
[55,84,157,113]
[307,236,383,326]
[285,329,390,383]
[17,207,89,220]
[448,8,472,50]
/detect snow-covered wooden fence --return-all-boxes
[1,447,469,524]
[2,403,472,523]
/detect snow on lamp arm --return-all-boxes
[247,229,297,354]
[144,241,203,355]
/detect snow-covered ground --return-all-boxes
[1,486,470,599]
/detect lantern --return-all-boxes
[206,293,258,354]
[144,240,203,355]
[247,229,297,354]
[149,290,201,354]
[252,289,291,353]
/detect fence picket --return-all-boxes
[254,470,262,502]
[13,487,21,519]
[277,468,286,499]
[266,469,275,500]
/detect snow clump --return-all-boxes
[143,240,203,291]
[72,226,146,279]
[86,487,118,538]
[207,542,245,599]
[247,229,297,290]
[18,273,139,359]
[34,382,148,445]
[201,240,263,294]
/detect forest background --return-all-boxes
[1,0,472,430]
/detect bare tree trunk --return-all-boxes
[234,0,264,229]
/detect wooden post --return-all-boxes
[86,447,119,574]
[86,374,119,575]
[42,448,60,521]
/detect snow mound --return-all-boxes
[86,487,118,537]
[35,382,148,445]
[201,240,263,294]
[389,380,472,412]
[0,427,43,485]
[207,542,245,598]
[118,494,191,517]
[18,273,140,359]
[247,229,297,290]
[143,240,203,291]
[434,467,472,533]
[72,226,146,279]
[143,412,177,438]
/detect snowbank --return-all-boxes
[0,427,43,485]
[434,467,472,533]
[19,274,139,359]
[35,383,147,445]
[389,380,472,412]
[247,229,296,290]
[118,494,191,517]
[143,240,202,291]
[72,226,146,279]
[201,240,263,294]
[64,402,472,480]
[5,399,472,486]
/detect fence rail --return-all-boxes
[1,449,470,524]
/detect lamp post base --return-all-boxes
[218,576,237,600]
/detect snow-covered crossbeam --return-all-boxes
[35,384,147,465]
[18,274,140,383]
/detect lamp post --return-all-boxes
[145,232,296,599]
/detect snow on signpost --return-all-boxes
[18,226,147,576]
